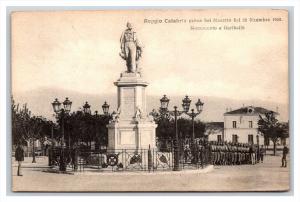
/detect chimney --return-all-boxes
[226,108,228,112]
[276,106,279,113]
[242,103,245,107]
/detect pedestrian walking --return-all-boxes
[281,145,289,167]
[15,144,25,176]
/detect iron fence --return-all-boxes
[49,139,211,172]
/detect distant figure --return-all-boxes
[259,145,265,163]
[249,145,255,165]
[184,145,190,162]
[15,145,25,176]
[282,145,289,167]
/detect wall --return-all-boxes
[224,114,264,144]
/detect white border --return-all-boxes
[0,0,299,202]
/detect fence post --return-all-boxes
[48,148,52,166]
[148,145,152,172]
[74,147,78,171]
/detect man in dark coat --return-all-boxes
[259,145,265,163]
[15,145,24,176]
[282,145,289,167]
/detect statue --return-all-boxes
[134,106,143,121]
[120,22,142,73]
[110,107,121,123]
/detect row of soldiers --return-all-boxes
[209,141,264,165]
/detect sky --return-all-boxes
[12,9,288,105]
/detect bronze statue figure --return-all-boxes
[120,22,142,73]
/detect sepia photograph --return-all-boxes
[11,9,289,192]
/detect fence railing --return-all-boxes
[49,140,212,172]
[49,147,174,172]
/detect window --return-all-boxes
[249,121,253,128]
[233,121,237,128]
[232,134,238,143]
[248,134,254,145]
[217,135,222,142]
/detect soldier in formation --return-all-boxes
[210,141,262,166]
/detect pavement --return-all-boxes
[11,155,290,192]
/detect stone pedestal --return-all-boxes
[107,72,157,150]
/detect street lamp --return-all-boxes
[52,97,73,146]
[83,101,91,114]
[51,97,72,171]
[183,97,204,164]
[184,98,204,144]
[160,95,204,171]
[63,97,72,113]
[160,95,180,171]
[102,101,110,115]
[91,101,110,151]
[52,98,61,114]
[160,95,170,113]
[182,95,191,113]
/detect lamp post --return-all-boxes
[48,122,55,166]
[51,97,72,171]
[160,95,204,171]
[182,96,204,144]
[82,101,92,147]
[102,101,110,116]
[83,101,110,149]
[182,97,204,164]
[83,101,91,114]
[94,101,110,151]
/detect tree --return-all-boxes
[67,111,86,147]
[28,116,46,163]
[150,109,174,140]
[12,97,23,146]
[149,109,206,141]
[66,110,110,149]
[258,111,289,155]
[177,119,205,139]
[38,120,54,155]
[95,114,110,149]
[12,97,53,162]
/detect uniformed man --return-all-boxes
[249,145,255,165]
[220,142,225,165]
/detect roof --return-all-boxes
[224,106,279,116]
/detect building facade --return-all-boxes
[224,106,277,145]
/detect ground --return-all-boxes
[12,154,289,192]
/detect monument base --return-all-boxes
[107,120,157,150]
[107,69,157,150]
